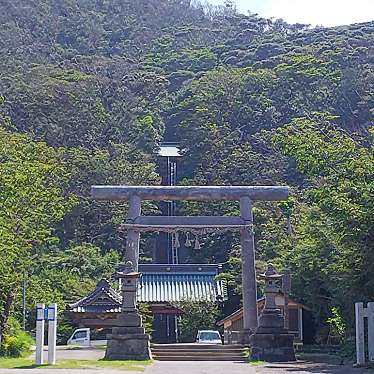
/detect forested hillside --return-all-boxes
[0,0,373,345]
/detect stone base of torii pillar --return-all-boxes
[249,265,296,362]
[105,261,151,361]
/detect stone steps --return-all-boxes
[151,343,245,350]
[152,349,245,354]
[152,355,246,361]
[151,344,248,361]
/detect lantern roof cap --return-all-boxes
[259,264,283,279]
[115,261,140,278]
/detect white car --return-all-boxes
[67,328,107,347]
[196,330,222,344]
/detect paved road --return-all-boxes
[0,370,132,374]
[257,361,373,374]
[145,361,256,374]
[146,361,373,374]
[28,346,105,361]
[2,361,372,374]
[21,348,374,373]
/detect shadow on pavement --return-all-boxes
[263,361,370,374]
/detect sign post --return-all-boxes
[35,303,45,365]
[35,303,57,365]
[47,303,57,365]
[368,302,374,362]
[355,302,374,365]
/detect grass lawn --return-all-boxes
[242,347,264,366]
[0,357,151,371]
[248,360,264,366]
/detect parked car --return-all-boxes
[67,328,107,347]
[196,330,222,344]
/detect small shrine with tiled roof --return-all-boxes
[69,263,226,342]
[70,279,121,314]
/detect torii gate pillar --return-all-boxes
[240,196,258,342]
[125,195,141,270]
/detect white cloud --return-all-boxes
[261,0,374,26]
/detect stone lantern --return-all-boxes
[105,261,151,360]
[249,264,296,362]
[118,261,139,313]
[257,264,285,332]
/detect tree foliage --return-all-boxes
[0,128,74,344]
[273,116,374,328]
[0,0,373,343]
[173,299,220,342]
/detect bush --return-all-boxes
[326,307,355,364]
[1,331,34,357]
[0,317,34,357]
[57,317,76,345]
[172,299,220,343]
[337,337,355,364]
[139,303,153,334]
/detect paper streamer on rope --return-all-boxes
[185,232,192,247]
[120,224,254,235]
[194,235,201,249]
[174,232,180,248]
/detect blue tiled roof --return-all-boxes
[138,272,226,303]
[70,266,227,313]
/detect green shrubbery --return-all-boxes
[139,303,154,335]
[173,299,220,342]
[1,331,34,357]
[326,307,355,363]
[0,319,34,357]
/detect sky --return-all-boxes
[208,0,374,27]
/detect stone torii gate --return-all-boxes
[92,185,289,343]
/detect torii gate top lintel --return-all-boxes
[91,185,289,201]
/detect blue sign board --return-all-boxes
[36,306,57,321]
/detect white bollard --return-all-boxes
[368,302,374,362]
[47,303,57,365]
[355,302,365,366]
[35,303,45,365]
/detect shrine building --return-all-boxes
[69,264,226,343]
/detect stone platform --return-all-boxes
[249,308,296,362]
[250,332,295,362]
[105,313,151,360]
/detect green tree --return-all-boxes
[273,114,374,327]
[173,299,220,342]
[0,128,75,346]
